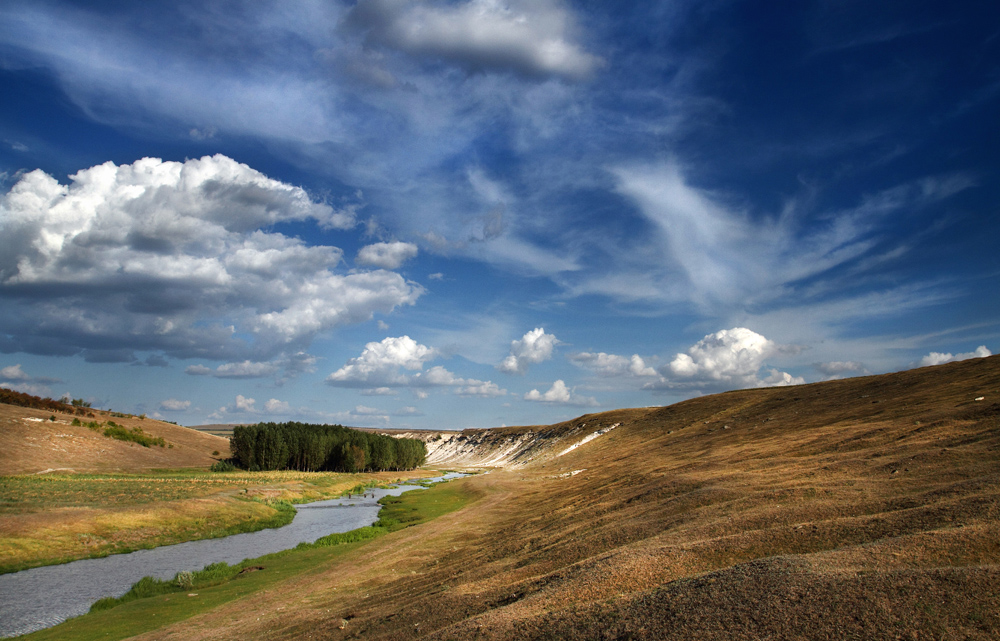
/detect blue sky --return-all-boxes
[0,0,997,430]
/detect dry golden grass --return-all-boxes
[0,469,436,573]
[121,355,1000,640]
[0,405,229,474]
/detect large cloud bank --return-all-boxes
[0,155,422,364]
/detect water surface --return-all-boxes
[0,474,463,638]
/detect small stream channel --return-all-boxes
[0,473,465,638]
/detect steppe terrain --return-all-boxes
[7,355,1000,639]
[0,403,228,475]
[0,403,432,575]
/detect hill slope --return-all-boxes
[85,357,1000,638]
[0,403,229,474]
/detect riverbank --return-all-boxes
[0,468,440,575]
[14,476,479,641]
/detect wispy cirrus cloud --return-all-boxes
[598,162,976,313]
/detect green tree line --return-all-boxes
[229,422,426,472]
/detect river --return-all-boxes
[0,473,464,638]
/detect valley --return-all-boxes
[3,355,1000,639]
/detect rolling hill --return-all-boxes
[124,354,1000,640]
[0,400,229,475]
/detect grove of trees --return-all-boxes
[229,422,426,472]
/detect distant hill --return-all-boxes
[0,402,230,475]
[190,423,244,439]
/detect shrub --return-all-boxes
[210,460,237,472]
[176,571,193,590]
[103,424,166,448]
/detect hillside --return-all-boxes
[131,355,1000,640]
[0,403,229,475]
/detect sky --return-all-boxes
[0,0,997,430]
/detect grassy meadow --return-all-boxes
[18,478,477,641]
[0,468,437,574]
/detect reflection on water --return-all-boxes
[0,474,464,638]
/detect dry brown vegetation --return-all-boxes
[0,404,228,475]
[122,355,1000,640]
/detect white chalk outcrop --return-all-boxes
[387,420,622,468]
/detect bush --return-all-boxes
[103,424,166,448]
[210,460,237,472]
[176,571,193,590]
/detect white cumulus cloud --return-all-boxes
[498,327,559,375]
[235,395,257,412]
[815,361,869,379]
[264,398,291,413]
[395,406,424,416]
[327,336,505,397]
[455,380,507,398]
[361,387,398,396]
[524,379,598,406]
[647,327,802,390]
[350,405,390,423]
[569,352,657,377]
[919,345,991,368]
[326,336,437,387]
[356,241,418,270]
[0,155,421,363]
[0,364,63,396]
[159,398,191,411]
[0,364,30,381]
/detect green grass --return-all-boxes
[101,423,166,448]
[18,477,476,641]
[0,470,423,575]
[0,469,408,511]
[0,474,227,509]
